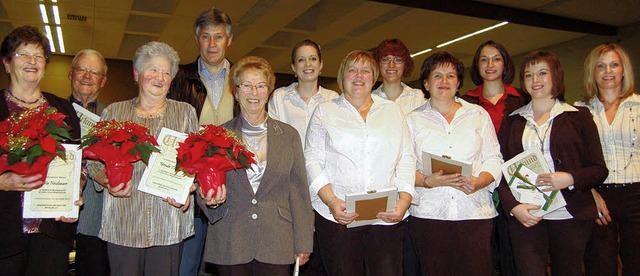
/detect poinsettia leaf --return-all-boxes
[44,121,71,140]
[8,153,21,165]
[79,136,100,149]
[56,147,66,161]
[27,144,44,157]
[205,145,215,157]
[238,153,249,168]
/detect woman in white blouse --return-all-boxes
[304,50,415,275]
[371,38,425,115]
[406,51,503,275]
[578,44,640,276]
[268,39,338,145]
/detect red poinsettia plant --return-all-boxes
[176,124,256,196]
[80,120,159,188]
[0,106,71,183]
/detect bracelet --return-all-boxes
[326,196,337,207]
[421,175,430,188]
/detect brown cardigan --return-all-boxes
[497,105,608,220]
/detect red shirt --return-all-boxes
[464,84,521,134]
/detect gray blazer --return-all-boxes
[198,116,314,265]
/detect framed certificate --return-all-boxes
[345,187,398,228]
[422,151,472,177]
[138,127,194,204]
[23,144,82,219]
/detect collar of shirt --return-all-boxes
[282,82,327,106]
[511,99,577,121]
[372,82,412,100]
[198,57,227,82]
[68,95,98,114]
[466,84,520,102]
[336,93,389,114]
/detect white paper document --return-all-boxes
[345,187,398,228]
[72,103,100,137]
[23,144,82,219]
[138,128,194,204]
[501,149,566,217]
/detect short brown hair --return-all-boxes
[336,50,379,94]
[583,43,636,103]
[419,51,464,99]
[229,56,276,96]
[520,51,565,101]
[372,38,413,77]
[0,25,51,64]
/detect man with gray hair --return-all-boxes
[67,49,109,276]
[168,7,236,275]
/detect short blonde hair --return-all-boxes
[228,56,275,95]
[583,43,636,103]
[336,50,379,94]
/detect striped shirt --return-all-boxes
[88,98,198,248]
[576,94,640,184]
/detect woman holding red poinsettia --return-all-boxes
[196,56,313,276]
[0,26,81,275]
[86,41,199,275]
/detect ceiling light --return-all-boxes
[39,4,49,24]
[56,26,65,53]
[52,5,60,25]
[437,21,509,48]
[410,48,432,58]
[44,25,56,52]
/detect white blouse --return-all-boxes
[268,83,339,147]
[372,82,425,115]
[304,94,416,224]
[407,98,502,221]
[575,94,640,184]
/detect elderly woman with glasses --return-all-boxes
[197,56,313,276]
[0,25,81,275]
[88,41,199,275]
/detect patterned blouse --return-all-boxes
[88,98,198,248]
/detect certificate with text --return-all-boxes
[23,144,82,218]
[138,127,194,204]
[72,103,100,137]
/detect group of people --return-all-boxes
[0,5,637,276]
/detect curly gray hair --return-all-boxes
[132,41,180,79]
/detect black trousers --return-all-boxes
[585,184,640,276]
[509,217,593,276]
[107,242,182,275]
[0,233,71,276]
[410,217,493,276]
[75,233,109,276]
[315,213,404,276]
[217,259,290,276]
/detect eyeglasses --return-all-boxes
[380,57,404,64]
[73,67,105,78]
[14,52,46,63]
[236,82,269,93]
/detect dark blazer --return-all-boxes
[198,116,314,265]
[0,91,81,257]
[497,105,608,220]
